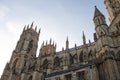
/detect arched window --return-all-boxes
[79,51,83,62]
[28,76,32,80]
[54,56,60,68]
[43,59,48,69]
[27,40,33,53]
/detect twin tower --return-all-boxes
[1,0,120,80]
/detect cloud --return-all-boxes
[6,21,23,36]
[0,4,10,20]
[0,21,23,77]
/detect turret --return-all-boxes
[7,22,40,76]
[93,6,108,38]
[104,0,120,22]
[39,39,56,57]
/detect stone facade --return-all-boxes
[0,0,120,80]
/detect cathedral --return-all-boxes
[0,0,120,80]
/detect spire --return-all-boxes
[66,36,69,50]
[75,43,77,49]
[82,31,86,45]
[66,36,68,42]
[93,6,104,19]
[93,6,107,28]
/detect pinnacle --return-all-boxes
[30,21,34,28]
[22,22,41,35]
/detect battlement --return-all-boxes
[22,22,40,36]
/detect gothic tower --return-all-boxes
[93,6,109,50]
[1,22,40,80]
[104,0,120,22]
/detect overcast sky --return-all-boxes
[0,0,109,77]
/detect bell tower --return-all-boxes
[4,22,40,80]
[14,22,40,57]
[104,0,120,22]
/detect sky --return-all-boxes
[0,0,109,77]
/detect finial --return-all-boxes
[75,43,77,48]
[30,22,34,28]
[27,24,29,29]
[94,5,97,8]
[35,26,37,31]
[82,31,86,45]
[66,36,69,50]
[50,38,52,45]
[66,36,68,42]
